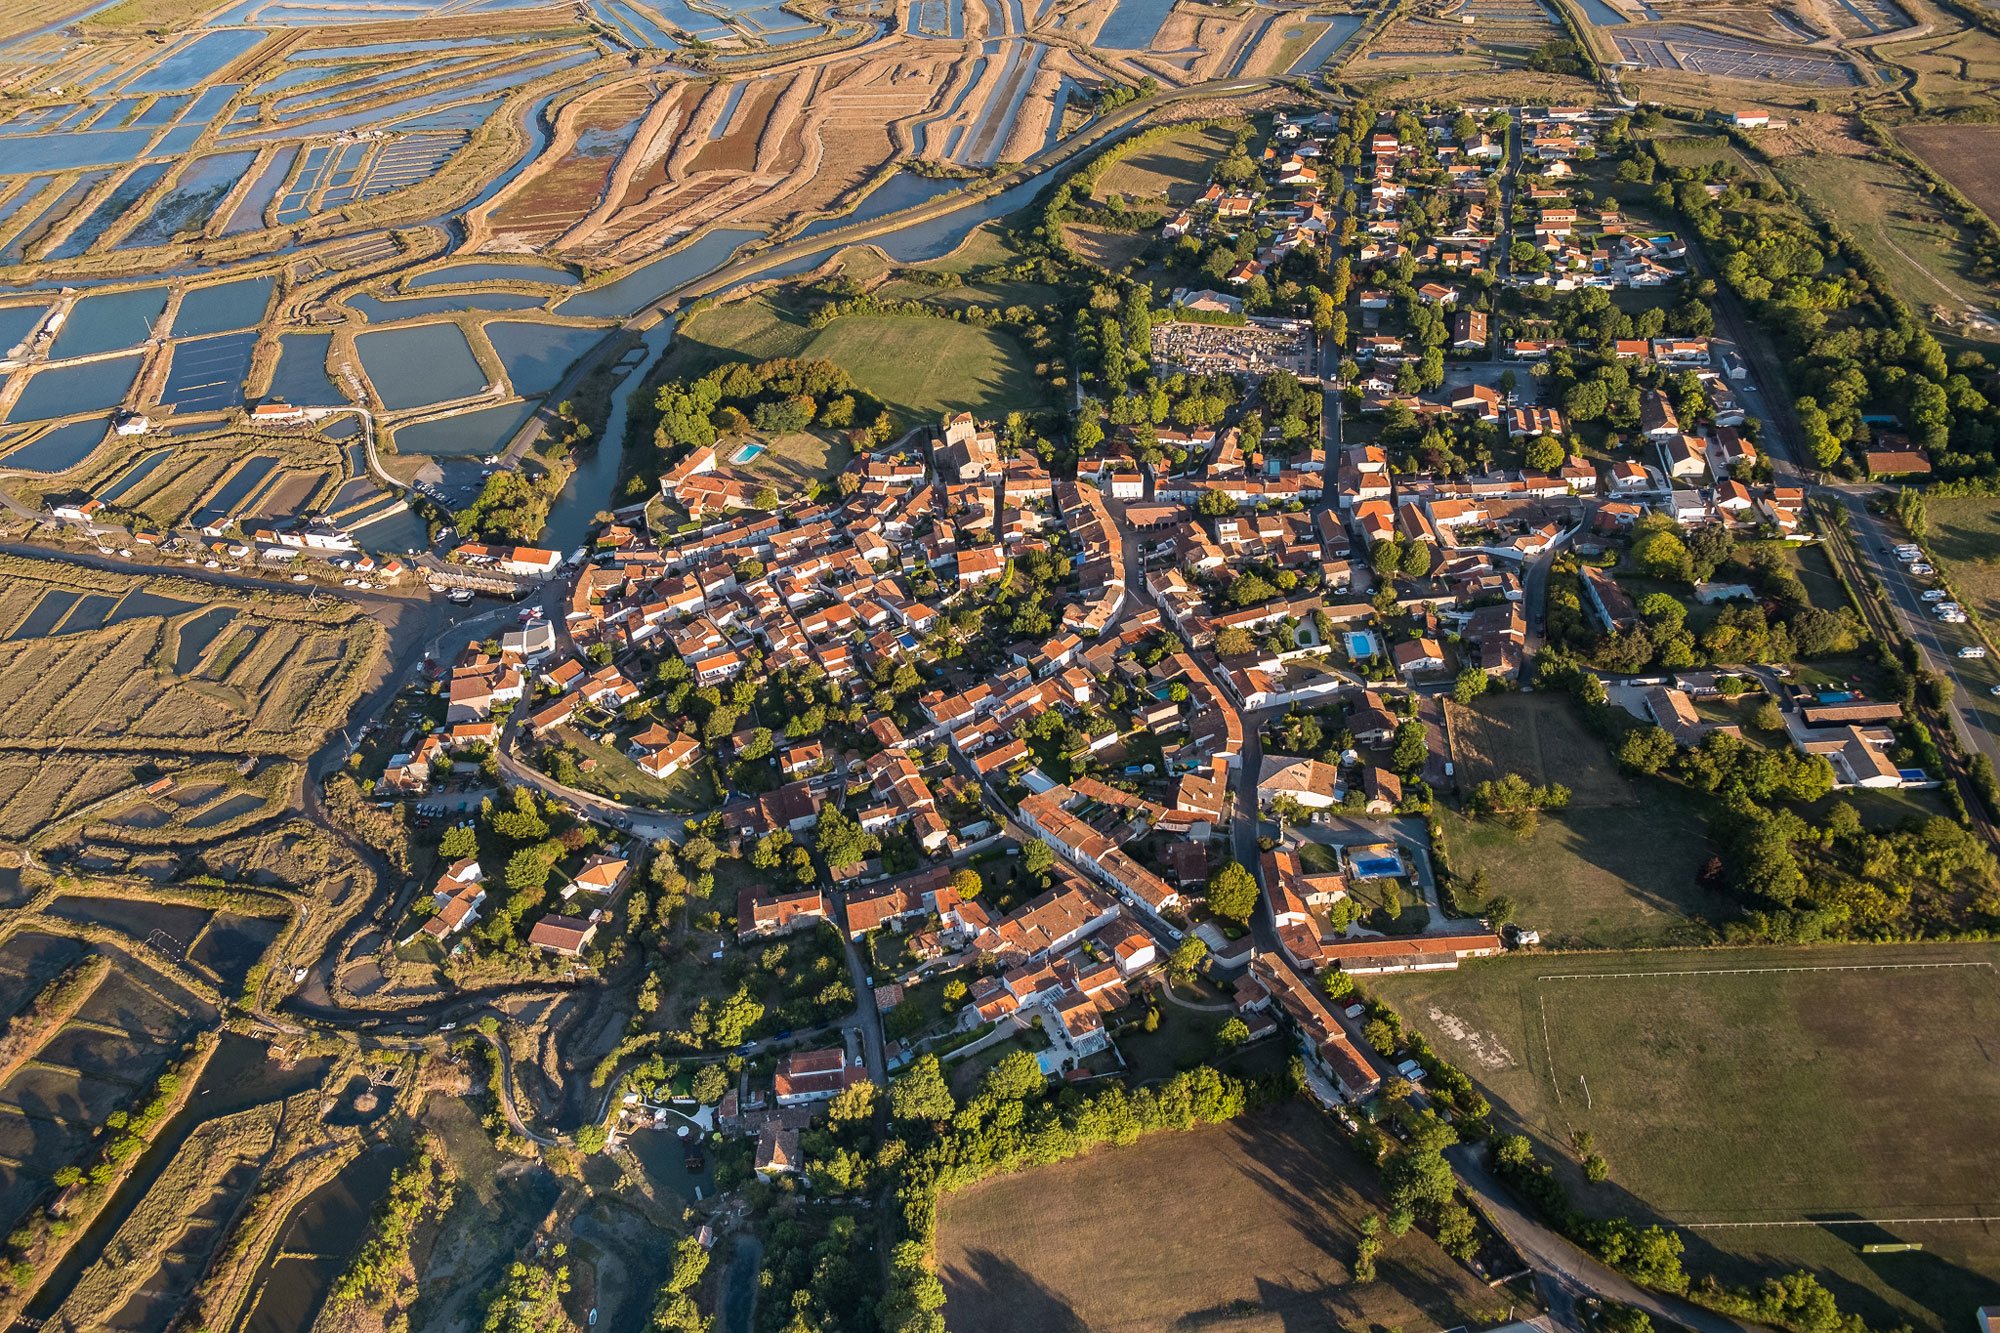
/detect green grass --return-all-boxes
[552,726,717,812]
[1772,152,1998,346]
[1923,496,2000,626]
[1652,132,1770,183]
[1091,124,1239,208]
[1436,791,1732,949]
[734,429,852,489]
[667,299,1045,430]
[1371,944,2000,1333]
[798,314,1045,429]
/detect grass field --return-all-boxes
[1060,223,1148,272]
[1444,692,1632,807]
[551,725,716,811]
[1090,124,1239,209]
[1372,945,2000,1333]
[798,314,1044,428]
[1436,791,1730,949]
[1654,132,1771,182]
[934,1099,1508,1333]
[670,300,1044,428]
[1771,151,1997,342]
[1919,496,2000,625]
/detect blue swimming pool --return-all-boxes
[1351,854,1402,879]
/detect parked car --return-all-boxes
[1959,646,1987,659]
[1923,590,1948,602]
[1911,563,1936,575]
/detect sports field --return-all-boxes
[1373,945,2000,1332]
[934,1099,1507,1333]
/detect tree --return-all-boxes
[828,1079,876,1123]
[439,824,478,861]
[1452,667,1491,705]
[1206,861,1259,923]
[1617,725,1675,774]
[1391,720,1428,776]
[949,867,982,899]
[1524,434,1565,472]
[1213,626,1256,658]
[889,1054,956,1124]
[1216,1017,1250,1052]
[691,1064,729,1104]
[981,1050,1046,1102]
[1021,840,1055,878]
[1167,934,1208,984]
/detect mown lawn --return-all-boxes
[800,314,1045,428]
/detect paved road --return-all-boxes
[1450,1145,1755,1333]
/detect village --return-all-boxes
[300,98,1982,1208]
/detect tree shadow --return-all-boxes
[940,1247,1089,1333]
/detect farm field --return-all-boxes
[1372,945,2000,1333]
[1895,124,2000,228]
[934,1099,1509,1333]
[1771,149,1998,344]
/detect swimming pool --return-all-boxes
[1350,854,1403,879]
[1345,631,1379,659]
[730,441,766,463]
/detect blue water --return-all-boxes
[267,333,344,406]
[486,322,603,396]
[47,163,171,261]
[796,171,963,240]
[555,227,763,319]
[0,417,110,471]
[1096,0,1172,49]
[356,323,487,410]
[1570,0,1628,22]
[1289,15,1363,72]
[172,276,274,337]
[161,332,257,412]
[0,129,152,176]
[6,357,141,423]
[392,401,536,455]
[0,305,48,352]
[54,288,169,359]
[122,31,263,94]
